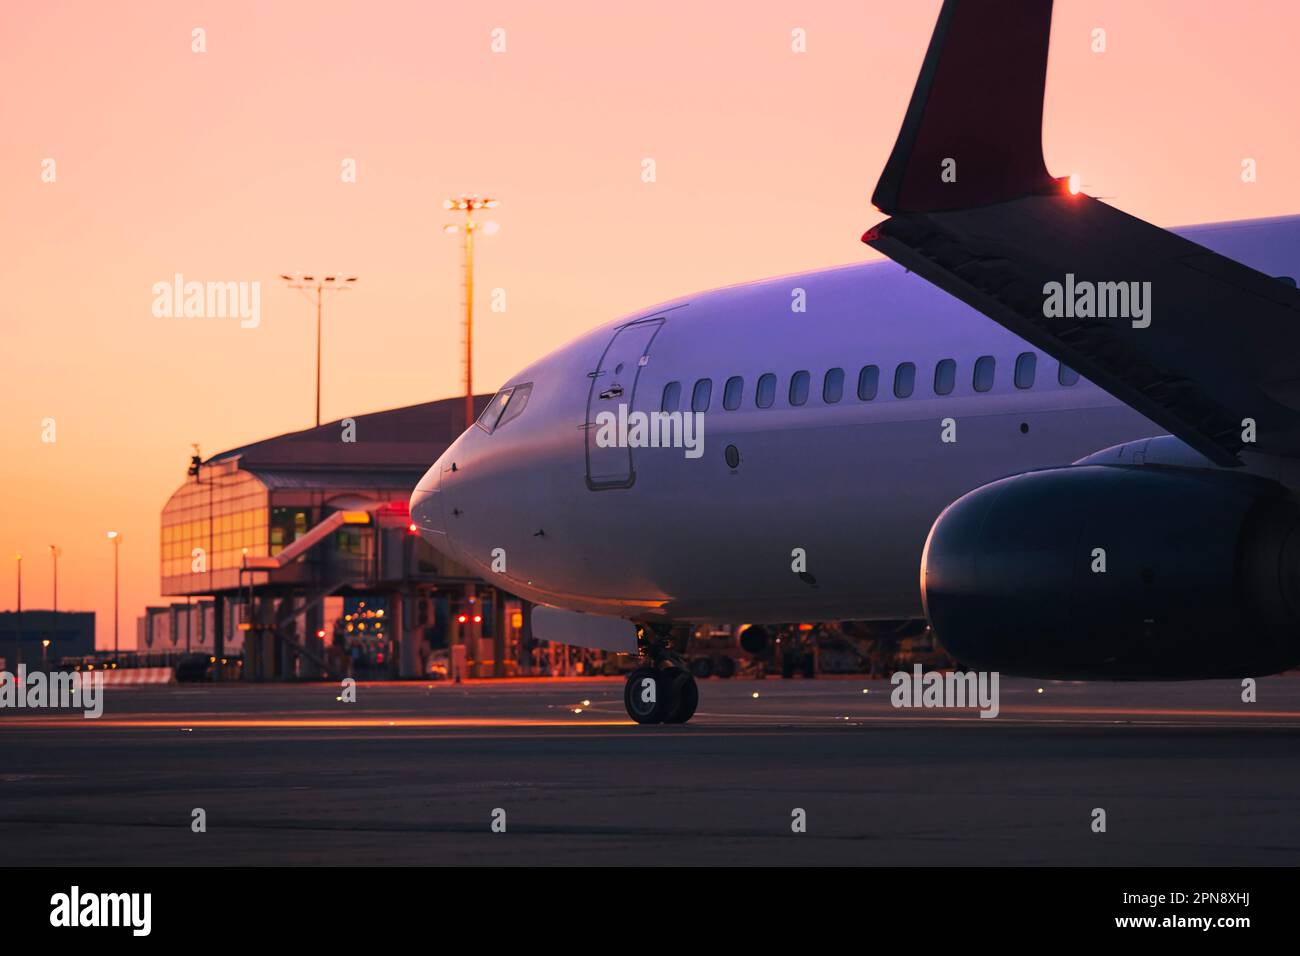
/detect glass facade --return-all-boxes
[162,458,484,600]
[161,464,269,595]
[270,506,313,555]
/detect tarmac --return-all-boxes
[2,674,1297,865]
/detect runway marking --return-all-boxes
[996,704,1300,718]
[588,702,1300,722]
[0,716,633,729]
[3,697,1298,731]
[4,712,1299,733]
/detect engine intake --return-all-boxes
[921,464,1300,679]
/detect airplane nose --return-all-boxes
[409,468,446,540]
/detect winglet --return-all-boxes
[872,0,1060,214]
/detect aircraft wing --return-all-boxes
[863,0,1300,467]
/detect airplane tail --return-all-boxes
[863,0,1300,467]
[871,0,1059,214]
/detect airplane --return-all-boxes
[411,0,1300,724]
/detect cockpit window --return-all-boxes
[476,383,533,434]
[477,388,513,432]
[497,382,533,428]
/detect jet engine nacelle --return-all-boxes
[921,464,1300,679]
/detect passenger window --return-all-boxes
[893,362,915,398]
[723,375,744,410]
[756,373,776,408]
[496,382,533,428]
[973,355,995,393]
[1014,352,1037,389]
[661,381,681,412]
[857,365,879,401]
[823,367,845,404]
[1058,363,1080,387]
[934,359,956,396]
[691,378,712,412]
[789,370,810,406]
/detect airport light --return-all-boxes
[280,272,358,428]
[13,553,21,669]
[443,196,499,430]
[49,545,61,612]
[106,532,120,659]
[41,638,50,669]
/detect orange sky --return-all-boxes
[3,0,1298,647]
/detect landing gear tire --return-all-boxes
[659,666,699,724]
[622,665,699,724]
[624,666,666,724]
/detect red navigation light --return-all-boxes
[408,523,418,534]
[457,614,468,624]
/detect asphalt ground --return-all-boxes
[1,674,1296,865]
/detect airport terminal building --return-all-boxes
[0,610,95,671]
[156,395,534,679]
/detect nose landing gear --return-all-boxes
[623,624,699,724]
[623,665,698,724]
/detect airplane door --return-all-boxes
[585,317,664,490]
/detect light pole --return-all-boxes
[41,639,49,669]
[443,197,499,430]
[107,531,120,660]
[49,545,60,612]
[279,273,358,428]
[13,553,21,669]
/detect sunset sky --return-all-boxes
[3,0,1299,646]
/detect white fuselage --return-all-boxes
[411,216,1300,624]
